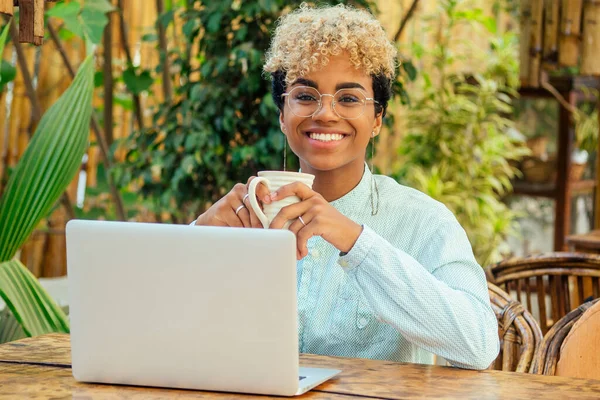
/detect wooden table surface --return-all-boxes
[1,334,600,399]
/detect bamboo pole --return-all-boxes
[155,0,172,104]
[116,0,144,130]
[543,0,560,65]
[581,0,600,75]
[33,0,44,45]
[103,6,114,145]
[0,0,12,15]
[529,0,544,87]
[46,20,127,221]
[18,0,36,44]
[559,0,583,66]
[520,0,533,86]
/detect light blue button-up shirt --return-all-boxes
[297,166,499,369]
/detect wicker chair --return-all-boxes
[530,298,600,375]
[487,282,543,373]
[486,252,600,334]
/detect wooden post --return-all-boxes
[0,0,13,15]
[520,0,533,87]
[33,0,43,45]
[18,0,35,44]
[543,0,560,65]
[581,0,600,75]
[559,0,583,67]
[529,0,544,87]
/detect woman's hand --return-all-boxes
[265,182,363,260]
[194,177,270,228]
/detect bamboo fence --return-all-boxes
[2,0,513,277]
[2,0,161,277]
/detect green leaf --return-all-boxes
[158,10,174,28]
[0,22,15,91]
[123,67,154,95]
[114,92,133,110]
[83,0,116,14]
[402,61,417,81]
[0,60,16,91]
[0,260,69,337]
[94,70,104,88]
[80,4,111,44]
[0,55,94,261]
[47,0,115,44]
[206,11,222,33]
[0,20,10,62]
[46,2,84,38]
[142,33,158,42]
[45,1,81,19]
[0,306,26,343]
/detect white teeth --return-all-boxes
[308,132,344,142]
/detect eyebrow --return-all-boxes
[290,78,367,92]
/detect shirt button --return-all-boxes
[311,249,320,258]
[340,261,348,268]
[358,317,368,328]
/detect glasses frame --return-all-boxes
[281,85,380,120]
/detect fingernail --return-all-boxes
[262,195,271,203]
[269,192,278,201]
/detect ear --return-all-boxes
[371,112,383,137]
[279,112,286,133]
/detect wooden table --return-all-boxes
[1,335,600,399]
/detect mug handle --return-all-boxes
[247,177,271,229]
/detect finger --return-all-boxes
[236,206,252,227]
[287,210,313,236]
[223,205,243,228]
[240,193,261,228]
[296,225,317,258]
[269,200,314,230]
[267,182,315,203]
[246,202,264,228]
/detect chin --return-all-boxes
[301,156,347,172]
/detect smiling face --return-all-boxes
[279,54,383,178]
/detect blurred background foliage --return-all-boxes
[394,0,528,266]
[2,0,574,274]
[112,0,419,224]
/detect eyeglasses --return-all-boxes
[281,86,380,120]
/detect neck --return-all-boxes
[301,160,366,202]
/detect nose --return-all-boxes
[312,94,340,122]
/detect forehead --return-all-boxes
[296,54,373,92]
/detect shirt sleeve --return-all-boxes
[338,223,499,370]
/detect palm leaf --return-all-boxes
[0,55,94,261]
[0,305,26,343]
[0,55,94,339]
[0,260,69,336]
[0,20,9,66]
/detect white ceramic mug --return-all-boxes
[247,171,315,229]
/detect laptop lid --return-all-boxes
[66,220,301,396]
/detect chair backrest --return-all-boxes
[487,282,543,373]
[530,298,600,376]
[486,252,600,334]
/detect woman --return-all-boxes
[194,4,499,369]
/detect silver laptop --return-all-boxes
[66,220,340,396]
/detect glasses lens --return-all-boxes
[287,86,320,117]
[333,89,367,119]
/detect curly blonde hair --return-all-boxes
[264,3,397,85]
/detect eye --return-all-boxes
[338,95,360,103]
[294,92,319,102]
